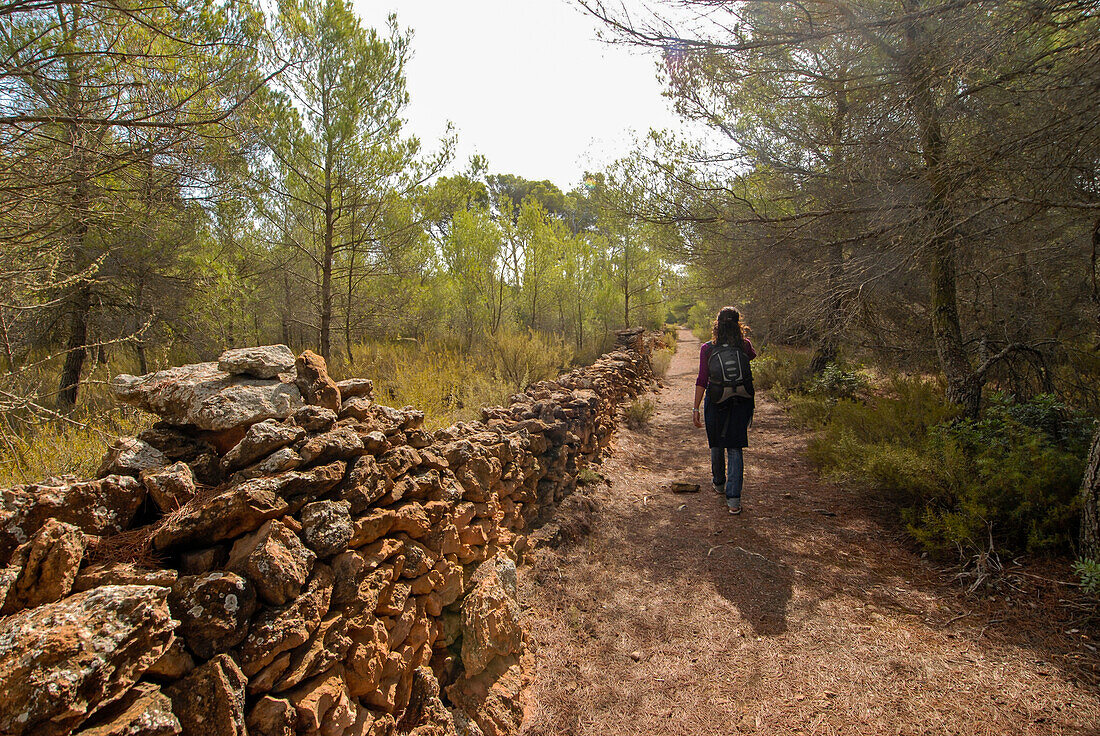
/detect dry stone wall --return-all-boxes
[0,330,656,736]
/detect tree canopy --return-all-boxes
[584,0,1100,415]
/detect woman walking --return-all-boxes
[692,307,756,514]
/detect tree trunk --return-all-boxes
[0,308,17,372]
[808,334,838,376]
[903,1,982,416]
[57,282,92,411]
[135,341,148,375]
[319,147,334,361]
[622,236,631,328]
[282,272,293,349]
[56,10,93,413]
[491,265,505,335]
[808,244,844,375]
[319,60,335,362]
[320,231,333,361]
[929,236,982,415]
[344,240,357,365]
[1080,427,1100,561]
[528,279,539,331]
[809,84,849,376]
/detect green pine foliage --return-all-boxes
[805,364,870,401]
[1073,558,1100,596]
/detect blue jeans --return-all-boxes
[711,447,743,505]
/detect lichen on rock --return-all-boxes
[0,584,176,736]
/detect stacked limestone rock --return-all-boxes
[0,334,653,736]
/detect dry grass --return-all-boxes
[651,348,674,379]
[334,332,574,430]
[517,329,1100,736]
[622,397,656,430]
[0,406,149,487]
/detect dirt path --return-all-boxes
[518,329,1100,735]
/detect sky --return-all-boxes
[353,0,684,192]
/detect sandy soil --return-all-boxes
[517,329,1100,736]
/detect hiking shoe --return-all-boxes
[727,500,742,515]
[712,483,724,495]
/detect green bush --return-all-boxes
[686,302,713,343]
[790,379,1091,559]
[806,363,869,400]
[752,346,812,393]
[901,394,1091,556]
[1073,558,1100,596]
[792,375,957,444]
[903,425,1084,556]
[577,466,603,486]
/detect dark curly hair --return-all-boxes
[712,306,747,350]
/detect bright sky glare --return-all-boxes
[353,0,684,192]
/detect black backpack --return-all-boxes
[707,342,753,402]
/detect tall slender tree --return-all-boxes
[258,2,444,361]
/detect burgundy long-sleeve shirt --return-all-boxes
[696,338,756,388]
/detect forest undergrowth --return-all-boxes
[754,345,1097,594]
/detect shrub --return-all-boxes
[651,348,673,378]
[577,466,603,486]
[572,332,618,367]
[660,324,679,351]
[787,393,837,429]
[908,405,1087,556]
[789,379,1090,559]
[988,392,1094,451]
[484,329,574,391]
[806,362,869,400]
[1073,558,1100,596]
[792,375,957,444]
[623,396,657,429]
[752,347,812,393]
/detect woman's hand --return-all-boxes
[692,408,703,428]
